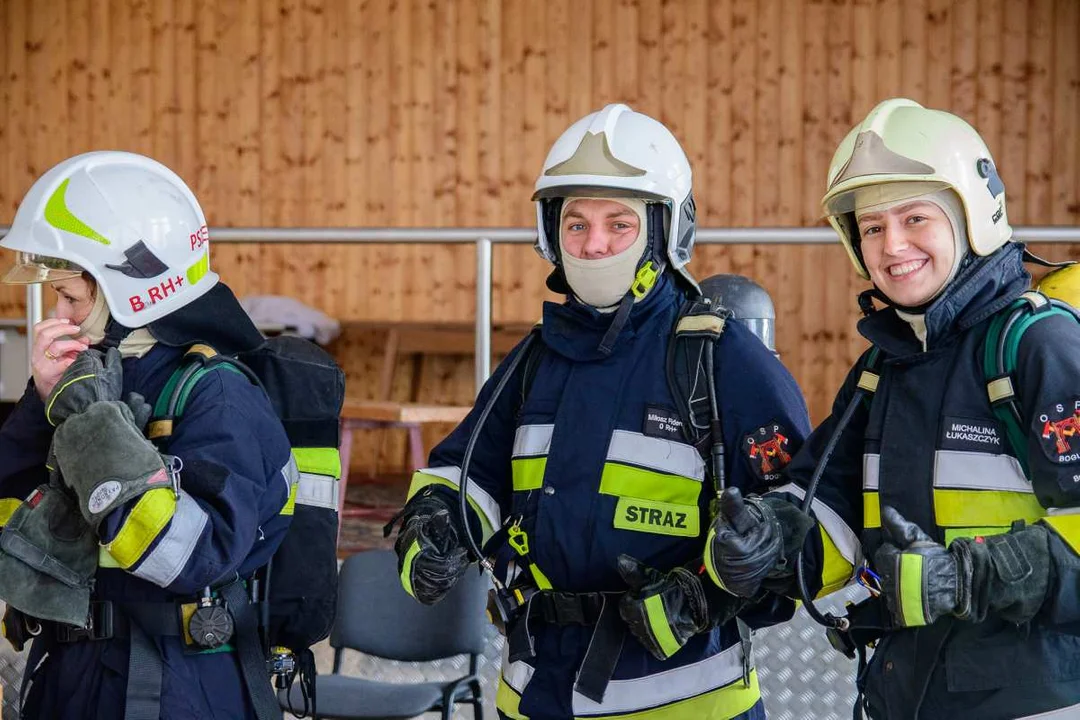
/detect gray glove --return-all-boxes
[44,347,123,426]
[53,400,168,531]
[0,470,98,628]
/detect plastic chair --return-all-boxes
[280,549,488,720]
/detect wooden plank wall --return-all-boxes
[1,0,1078,472]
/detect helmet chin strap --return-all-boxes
[100,315,134,350]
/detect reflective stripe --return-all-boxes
[933,489,1044,527]
[643,594,680,658]
[513,424,553,458]
[933,450,1030,493]
[104,488,178,568]
[295,472,339,511]
[818,526,854,596]
[130,490,209,587]
[600,464,701,507]
[864,492,881,529]
[606,430,705,482]
[99,548,122,567]
[613,497,699,537]
[499,644,759,718]
[512,458,547,492]
[280,456,301,515]
[1016,699,1080,719]
[863,454,879,490]
[770,483,863,567]
[400,539,421,599]
[1041,513,1080,555]
[0,498,21,527]
[408,466,502,538]
[293,447,341,479]
[944,526,1009,544]
[45,373,96,426]
[898,554,927,626]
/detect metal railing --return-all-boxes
[6,224,1080,394]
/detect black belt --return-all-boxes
[535,591,615,626]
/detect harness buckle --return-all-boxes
[56,601,114,643]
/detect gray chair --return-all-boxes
[280,549,489,720]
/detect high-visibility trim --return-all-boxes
[529,562,553,591]
[606,430,705,482]
[944,526,1009,545]
[499,643,759,718]
[898,554,927,627]
[863,454,880,490]
[769,483,862,567]
[613,497,699,537]
[295,472,339,512]
[45,178,112,245]
[1015,698,1080,719]
[703,525,728,592]
[408,467,501,541]
[513,424,554,458]
[933,489,1044,528]
[864,492,881,529]
[104,488,178,569]
[281,483,299,517]
[186,251,210,286]
[857,370,880,393]
[1042,513,1080,555]
[600,465,701,507]
[512,457,547,492]
[148,419,174,440]
[818,525,855,597]
[400,539,421,599]
[293,447,341,479]
[99,548,121,567]
[987,376,1016,404]
[933,450,1030,493]
[130,490,209,587]
[676,314,726,335]
[643,595,680,659]
[0,498,21,527]
[45,373,97,426]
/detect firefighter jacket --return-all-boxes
[0,342,293,719]
[773,243,1080,719]
[406,276,812,720]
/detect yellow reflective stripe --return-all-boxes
[186,251,210,286]
[818,525,854,598]
[512,457,546,492]
[400,539,421,599]
[585,670,760,720]
[103,488,178,569]
[864,491,881,529]
[1042,515,1080,555]
[704,525,726,591]
[933,489,1044,527]
[643,594,680,659]
[0,498,21,527]
[99,547,122,568]
[293,447,341,479]
[599,464,701,506]
[280,482,299,517]
[45,373,96,426]
[496,677,530,720]
[899,554,927,627]
[530,563,554,591]
[408,471,495,543]
[613,497,699,537]
[944,526,1009,545]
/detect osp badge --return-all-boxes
[744,422,791,483]
[1036,398,1080,464]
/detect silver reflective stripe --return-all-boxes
[501,644,535,694]
[863,454,880,490]
[297,472,339,511]
[132,490,208,588]
[513,424,553,458]
[573,643,745,715]
[281,455,300,496]
[421,465,502,530]
[933,450,1030,493]
[606,430,705,482]
[770,483,863,568]
[1017,700,1080,719]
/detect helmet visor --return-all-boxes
[1,252,85,284]
[824,180,949,218]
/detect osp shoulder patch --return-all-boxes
[744,422,792,484]
[1035,398,1080,464]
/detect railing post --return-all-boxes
[26,284,42,370]
[475,237,493,396]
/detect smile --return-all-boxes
[887,259,928,278]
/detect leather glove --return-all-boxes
[53,400,169,532]
[875,506,1051,627]
[393,492,470,605]
[705,487,815,598]
[617,554,742,661]
[44,347,123,426]
[0,469,98,628]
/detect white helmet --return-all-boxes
[822,98,1011,279]
[1,151,219,327]
[533,103,697,289]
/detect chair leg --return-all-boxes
[471,678,483,720]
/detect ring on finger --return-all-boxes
[43,349,57,361]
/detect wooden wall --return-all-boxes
[1,0,1079,470]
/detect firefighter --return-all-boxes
[706,98,1080,719]
[388,103,812,720]
[0,151,292,719]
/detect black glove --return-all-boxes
[705,487,815,598]
[393,492,470,605]
[875,506,1051,627]
[617,554,742,661]
[44,347,123,426]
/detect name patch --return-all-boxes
[644,405,685,442]
[939,416,1003,453]
[613,496,699,537]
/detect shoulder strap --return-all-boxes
[517,323,546,411]
[982,291,1078,476]
[148,343,248,446]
